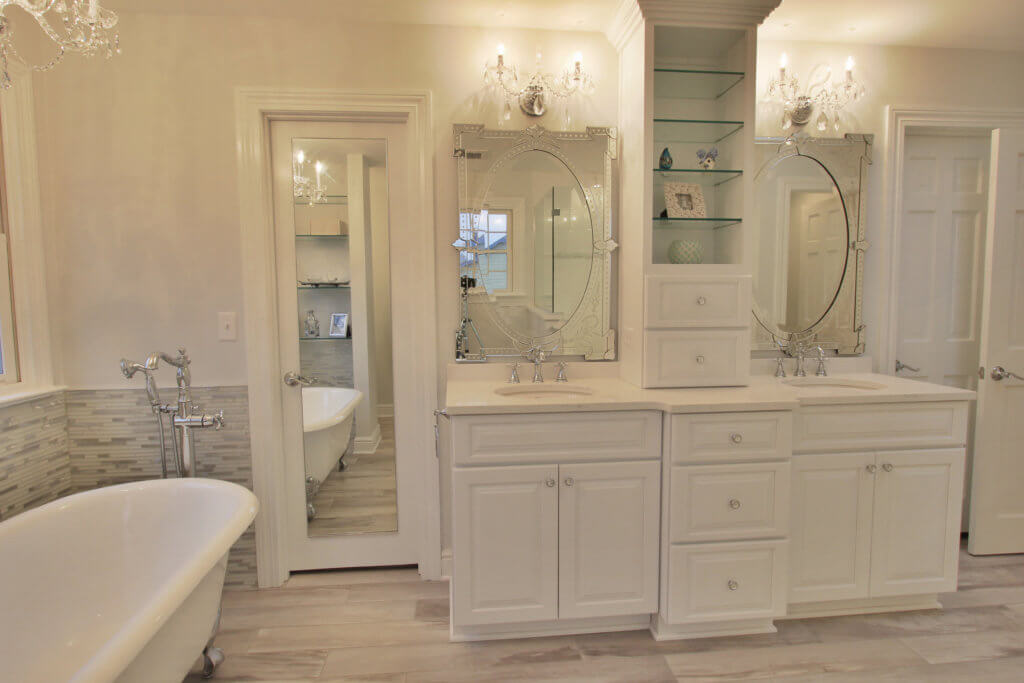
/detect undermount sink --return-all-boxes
[494,384,595,398]
[784,377,886,390]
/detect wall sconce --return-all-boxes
[764,53,865,132]
[483,44,594,121]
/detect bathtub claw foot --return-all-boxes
[338,458,348,472]
[306,502,316,520]
[201,646,225,678]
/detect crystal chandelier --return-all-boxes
[0,0,120,89]
[292,150,329,206]
[483,44,594,120]
[764,53,865,133]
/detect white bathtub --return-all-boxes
[0,478,258,683]
[302,387,362,511]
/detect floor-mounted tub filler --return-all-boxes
[0,478,258,682]
[302,385,362,519]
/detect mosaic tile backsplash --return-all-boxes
[0,386,258,589]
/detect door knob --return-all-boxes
[991,366,1024,381]
[895,359,920,374]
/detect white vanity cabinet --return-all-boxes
[788,401,968,615]
[449,411,662,638]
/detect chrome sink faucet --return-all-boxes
[815,346,829,377]
[523,345,551,383]
[793,343,808,377]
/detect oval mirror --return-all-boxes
[466,149,594,341]
[752,151,849,340]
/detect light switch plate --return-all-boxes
[218,312,238,341]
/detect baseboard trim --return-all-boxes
[650,615,777,641]
[377,403,394,419]
[440,550,453,580]
[451,614,650,642]
[354,422,382,454]
[781,595,941,619]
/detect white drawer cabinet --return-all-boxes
[789,448,966,605]
[643,329,750,388]
[645,275,751,328]
[666,541,788,624]
[670,462,790,543]
[671,412,792,464]
[793,402,968,453]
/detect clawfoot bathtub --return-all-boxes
[0,478,258,682]
[302,386,362,519]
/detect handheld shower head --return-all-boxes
[121,359,148,379]
[120,358,162,408]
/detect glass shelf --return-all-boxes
[295,234,349,239]
[654,167,743,187]
[299,337,351,342]
[297,284,350,290]
[653,68,745,100]
[653,118,744,144]
[652,217,742,230]
[294,195,348,206]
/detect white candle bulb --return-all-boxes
[296,150,305,164]
[496,43,505,57]
[573,51,583,66]
[779,52,789,69]
[845,55,855,72]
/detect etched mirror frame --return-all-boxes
[752,134,872,354]
[453,123,617,360]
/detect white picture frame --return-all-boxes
[664,182,707,218]
[328,312,349,337]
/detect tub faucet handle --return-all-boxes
[284,371,317,387]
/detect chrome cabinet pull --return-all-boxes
[545,478,556,487]
[991,366,1024,381]
[882,463,894,472]
[727,579,739,591]
[696,296,707,306]
[729,498,741,510]
[730,433,743,444]
[866,464,878,474]
[564,477,575,487]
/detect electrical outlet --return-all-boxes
[218,312,238,341]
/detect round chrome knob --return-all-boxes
[729,498,741,510]
[730,433,743,444]
[882,463,894,472]
[727,579,739,591]
[564,477,575,487]
[866,464,878,474]
[545,478,556,487]
[696,296,707,306]
[696,355,705,365]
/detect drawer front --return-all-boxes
[667,541,788,624]
[671,412,792,464]
[793,402,969,453]
[645,275,751,328]
[643,330,750,388]
[451,411,662,466]
[670,462,790,542]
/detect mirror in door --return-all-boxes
[291,137,398,538]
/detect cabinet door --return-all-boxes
[870,448,966,597]
[452,465,558,625]
[558,460,661,619]
[789,453,874,604]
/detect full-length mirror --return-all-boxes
[453,124,617,360]
[751,135,871,353]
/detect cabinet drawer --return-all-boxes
[451,411,661,466]
[670,462,790,542]
[667,541,788,624]
[643,329,750,388]
[671,412,792,464]
[793,402,969,453]
[645,275,751,328]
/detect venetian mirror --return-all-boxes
[752,135,871,353]
[453,124,617,360]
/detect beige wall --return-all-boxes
[31,12,619,389]
[756,40,1024,367]
[369,166,394,415]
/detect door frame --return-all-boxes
[880,106,1024,376]
[234,88,439,587]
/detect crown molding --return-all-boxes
[606,0,781,47]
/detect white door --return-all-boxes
[896,133,989,386]
[270,120,417,571]
[789,453,874,604]
[557,461,660,619]
[970,127,1024,555]
[452,465,558,626]
[870,449,965,596]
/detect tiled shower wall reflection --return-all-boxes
[0,387,258,589]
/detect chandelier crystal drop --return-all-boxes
[483,44,594,121]
[764,53,864,133]
[0,0,120,88]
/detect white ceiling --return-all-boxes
[760,0,1024,53]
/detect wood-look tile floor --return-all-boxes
[186,545,1024,682]
[307,421,398,537]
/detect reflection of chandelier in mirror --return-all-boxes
[0,0,120,88]
[292,150,329,206]
[763,53,865,133]
[483,44,594,122]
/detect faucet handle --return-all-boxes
[212,410,224,430]
[507,362,521,384]
[555,361,568,383]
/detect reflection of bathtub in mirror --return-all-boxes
[302,387,362,498]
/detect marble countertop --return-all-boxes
[444,373,975,416]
